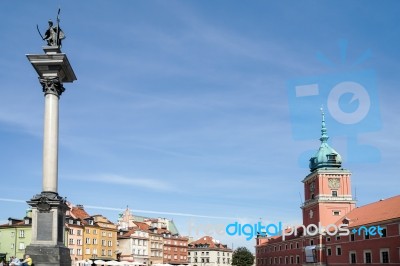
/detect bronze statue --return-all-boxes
[37,9,65,47]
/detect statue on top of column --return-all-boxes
[37,9,65,47]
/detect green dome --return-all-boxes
[309,110,342,172]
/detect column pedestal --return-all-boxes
[26,192,71,266]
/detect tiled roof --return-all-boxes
[0,221,29,227]
[70,206,91,220]
[189,236,231,251]
[256,227,303,245]
[134,221,150,231]
[337,194,400,228]
[118,228,136,238]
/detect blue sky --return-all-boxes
[1,1,399,251]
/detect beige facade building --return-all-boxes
[66,204,118,262]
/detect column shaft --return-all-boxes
[42,93,59,192]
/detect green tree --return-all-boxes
[232,247,254,266]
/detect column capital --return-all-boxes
[39,77,65,97]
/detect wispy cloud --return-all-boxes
[0,198,26,203]
[0,198,238,220]
[66,174,174,192]
[84,204,239,220]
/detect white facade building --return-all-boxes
[188,236,232,266]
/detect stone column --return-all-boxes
[41,77,63,193]
[25,46,76,266]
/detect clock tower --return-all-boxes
[301,110,356,227]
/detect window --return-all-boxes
[332,191,338,197]
[380,227,387,237]
[333,211,340,216]
[11,243,15,249]
[327,237,331,242]
[380,249,389,263]
[93,229,97,234]
[296,256,300,264]
[85,248,91,254]
[108,241,112,247]
[327,154,336,161]
[77,239,82,246]
[327,248,332,256]
[93,238,97,245]
[19,230,25,238]
[108,250,112,256]
[364,231,370,240]
[77,230,82,236]
[364,251,372,263]
[19,242,25,250]
[350,233,355,241]
[336,235,341,241]
[86,229,90,234]
[69,229,74,235]
[310,240,314,246]
[89,220,94,225]
[296,242,299,248]
[77,249,82,255]
[350,252,356,263]
[102,240,106,246]
[69,238,74,245]
[86,238,91,244]
[70,248,75,255]
[336,246,342,256]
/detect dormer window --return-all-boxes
[88,220,94,225]
[327,154,337,162]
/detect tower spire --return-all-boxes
[320,107,329,143]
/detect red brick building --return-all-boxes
[161,230,189,265]
[255,113,400,265]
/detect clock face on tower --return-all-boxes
[328,178,340,189]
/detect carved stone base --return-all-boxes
[26,192,70,265]
[25,245,71,266]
